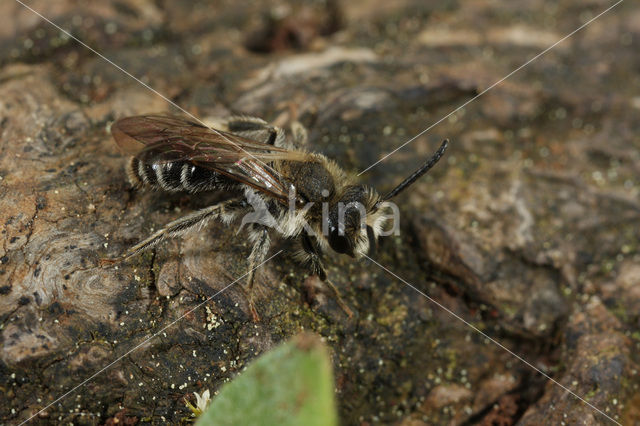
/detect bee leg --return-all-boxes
[300,235,354,318]
[290,121,308,147]
[245,226,271,322]
[323,277,354,319]
[222,116,287,148]
[100,198,245,266]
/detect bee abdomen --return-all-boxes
[127,158,232,193]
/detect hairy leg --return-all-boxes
[220,115,309,150]
[299,234,354,318]
[219,115,286,147]
[101,198,245,265]
[244,226,271,321]
[290,121,308,147]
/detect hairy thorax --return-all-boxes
[278,158,337,203]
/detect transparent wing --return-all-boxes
[111,115,303,203]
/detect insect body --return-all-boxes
[106,114,448,319]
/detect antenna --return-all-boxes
[379,139,449,203]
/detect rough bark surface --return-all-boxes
[1,0,639,424]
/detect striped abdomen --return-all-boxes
[127,157,236,193]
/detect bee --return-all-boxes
[103,114,448,320]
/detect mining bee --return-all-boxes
[103,114,448,320]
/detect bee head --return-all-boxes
[326,185,384,258]
[326,139,449,258]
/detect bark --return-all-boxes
[1,0,639,424]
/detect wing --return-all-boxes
[111,115,304,204]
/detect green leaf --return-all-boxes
[196,332,337,426]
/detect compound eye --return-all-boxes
[328,227,354,257]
